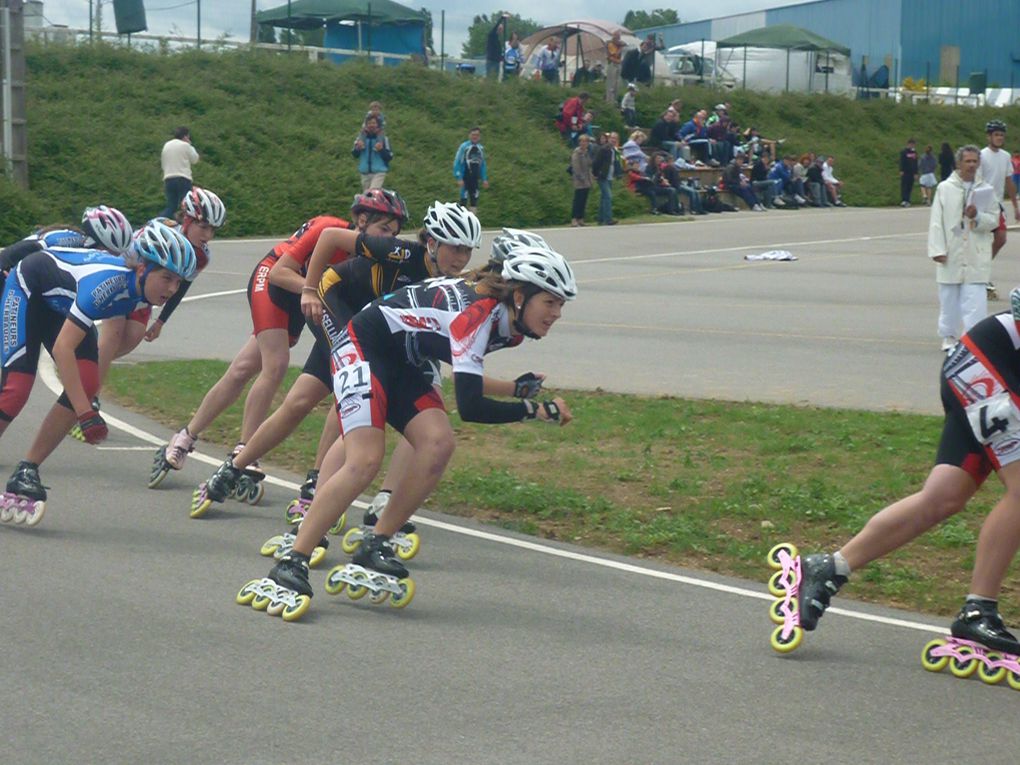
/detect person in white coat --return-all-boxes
[929,144,1000,352]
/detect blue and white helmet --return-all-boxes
[132,219,197,280]
[81,205,133,255]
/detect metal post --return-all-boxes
[366,3,372,58]
[197,0,201,49]
[287,0,292,52]
[926,61,930,101]
[440,10,444,72]
[955,64,959,105]
[89,0,93,42]
[1,6,11,179]
[825,51,830,92]
[785,48,789,92]
[742,45,747,89]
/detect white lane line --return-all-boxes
[95,446,163,451]
[181,288,246,302]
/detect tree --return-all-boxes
[419,7,434,52]
[623,9,679,30]
[461,12,541,58]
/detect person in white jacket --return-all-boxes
[929,144,1000,352]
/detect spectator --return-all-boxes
[352,115,392,191]
[656,153,705,214]
[592,132,622,225]
[938,141,955,181]
[453,127,489,213]
[621,130,648,173]
[770,155,807,205]
[706,103,729,126]
[806,156,830,207]
[558,91,593,146]
[604,30,627,105]
[486,14,508,80]
[570,134,595,226]
[822,155,845,206]
[620,82,637,128]
[740,126,763,158]
[751,152,782,207]
[899,137,919,207]
[678,110,712,164]
[160,126,199,218]
[706,113,733,165]
[650,108,682,159]
[1012,150,1020,197]
[721,154,764,211]
[535,37,560,84]
[363,101,386,134]
[503,32,523,79]
[638,33,664,85]
[929,144,1000,351]
[918,144,938,206]
[793,153,811,199]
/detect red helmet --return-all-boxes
[350,188,409,223]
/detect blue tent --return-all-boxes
[256,0,426,65]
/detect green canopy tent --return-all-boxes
[716,25,852,93]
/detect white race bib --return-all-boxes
[332,360,372,402]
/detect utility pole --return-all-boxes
[250,0,257,44]
[196,0,200,48]
[0,0,28,188]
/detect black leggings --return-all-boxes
[571,188,590,220]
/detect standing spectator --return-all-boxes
[899,138,919,207]
[160,127,199,218]
[453,127,489,213]
[1012,150,1020,197]
[592,132,621,225]
[486,14,508,80]
[822,155,845,206]
[938,141,955,181]
[503,32,523,79]
[605,30,627,105]
[929,144,999,352]
[570,134,594,226]
[558,91,592,146]
[352,115,392,191]
[638,33,664,85]
[620,82,637,127]
[721,154,764,211]
[918,144,938,205]
[535,37,560,84]
[980,120,1020,261]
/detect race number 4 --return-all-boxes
[967,392,1020,445]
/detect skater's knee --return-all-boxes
[259,354,289,384]
[418,432,456,473]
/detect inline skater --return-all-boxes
[788,295,1020,662]
[0,221,195,525]
[237,243,576,619]
[151,202,386,491]
[0,205,133,277]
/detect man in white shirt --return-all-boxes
[160,126,200,217]
[980,120,1020,260]
[822,155,845,206]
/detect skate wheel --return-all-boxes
[770,624,803,654]
[236,579,261,605]
[251,593,272,611]
[340,527,362,554]
[949,646,979,678]
[389,578,416,609]
[921,639,949,673]
[147,467,170,490]
[329,511,346,536]
[266,600,286,617]
[769,597,796,625]
[767,569,794,598]
[282,595,311,621]
[285,500,304,524]
[396,532,421,561]
[978,654,1007,685]
[190,486,213,519]
[246,482,265,505]
[309,545,326,568]
[260,537,282,557]
[23,501,45,527]
[346,570,369,600]
[1006,670,1020,692]
[324,566,346,595]
[767,542,798,570]
[0,503,13,523]
[369,589,389,605]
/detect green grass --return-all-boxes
[3,40,1019,241]
[104,359,1019,618]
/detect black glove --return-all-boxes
[513,372,543,399]
[77,411,109,445]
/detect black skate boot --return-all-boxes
[6,461,46,501]
[797,553,847,631]
[268,551,313,598]
[205,458,242,503]
[352,532,409,579]
[1,461,48,525]
[300,469,318,501]
[950,599,1020,654]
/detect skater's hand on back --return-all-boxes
[301,289,323,325]
[77,411,109,445]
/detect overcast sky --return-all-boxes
[39,1,806,56]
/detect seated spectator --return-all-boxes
[769,155,807,205]
[626,160,680,215]
[679,110,713,164]
[822,155,846,206]
[620,83,638,128]
[621,130,648,173]
[805,156,830,207]
[557,91,593,146]
[652,153,705,214]
[720,154,764,211]
[706,115,733,165]
[649,108,682,160]
[706,103,729,126]
[751,152,783,207]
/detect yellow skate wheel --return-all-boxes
[920,639,949,673]
[767,542,798,570]
[190,488,213,519]
[324,566,346,595]
[949,646,979,678]
[369,589,389,605]
[236,580,261,605]
[390,578,416,609]
[309,546,326,568]
[1006,670,1020,692]
[346,570,369,600]
[768,569,794,598]
[282,595,311,622]
[770,624,803,654]
[769,597,796,625]
[251,593,272,611]
[396,533,421,561]
[266,600,286,617]
[978,654,1007,685]
[285,500,303,524]
[340,528,362,554]
[329,512,346,535]
[260,538,282,557]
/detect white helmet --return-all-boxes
[81,205,133,254]
[180,187,226,228]
[491,228,550,264]
[501,246,577,301]
[424,201,481,249]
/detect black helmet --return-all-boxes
[986,119,1007,134]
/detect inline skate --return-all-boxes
[766,544,846,653]
[0,461,46,526]
[190,458,242,518]
[325,532,416,608]
[229,443,265,506]
[68,397,101,443]
[236,551,312,622]
[148,427,196,489]
[340,491,420,560]
[260,526,330,568]
[922,599,1020,690]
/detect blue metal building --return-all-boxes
[639,0,1020,88]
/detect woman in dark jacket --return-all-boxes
[570,134,595,226]
[938,142,955,182]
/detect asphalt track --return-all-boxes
[5,207,1020,765]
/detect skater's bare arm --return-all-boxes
[269,254,306,294]
[52,320,93,415]
[302,228,358,324]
